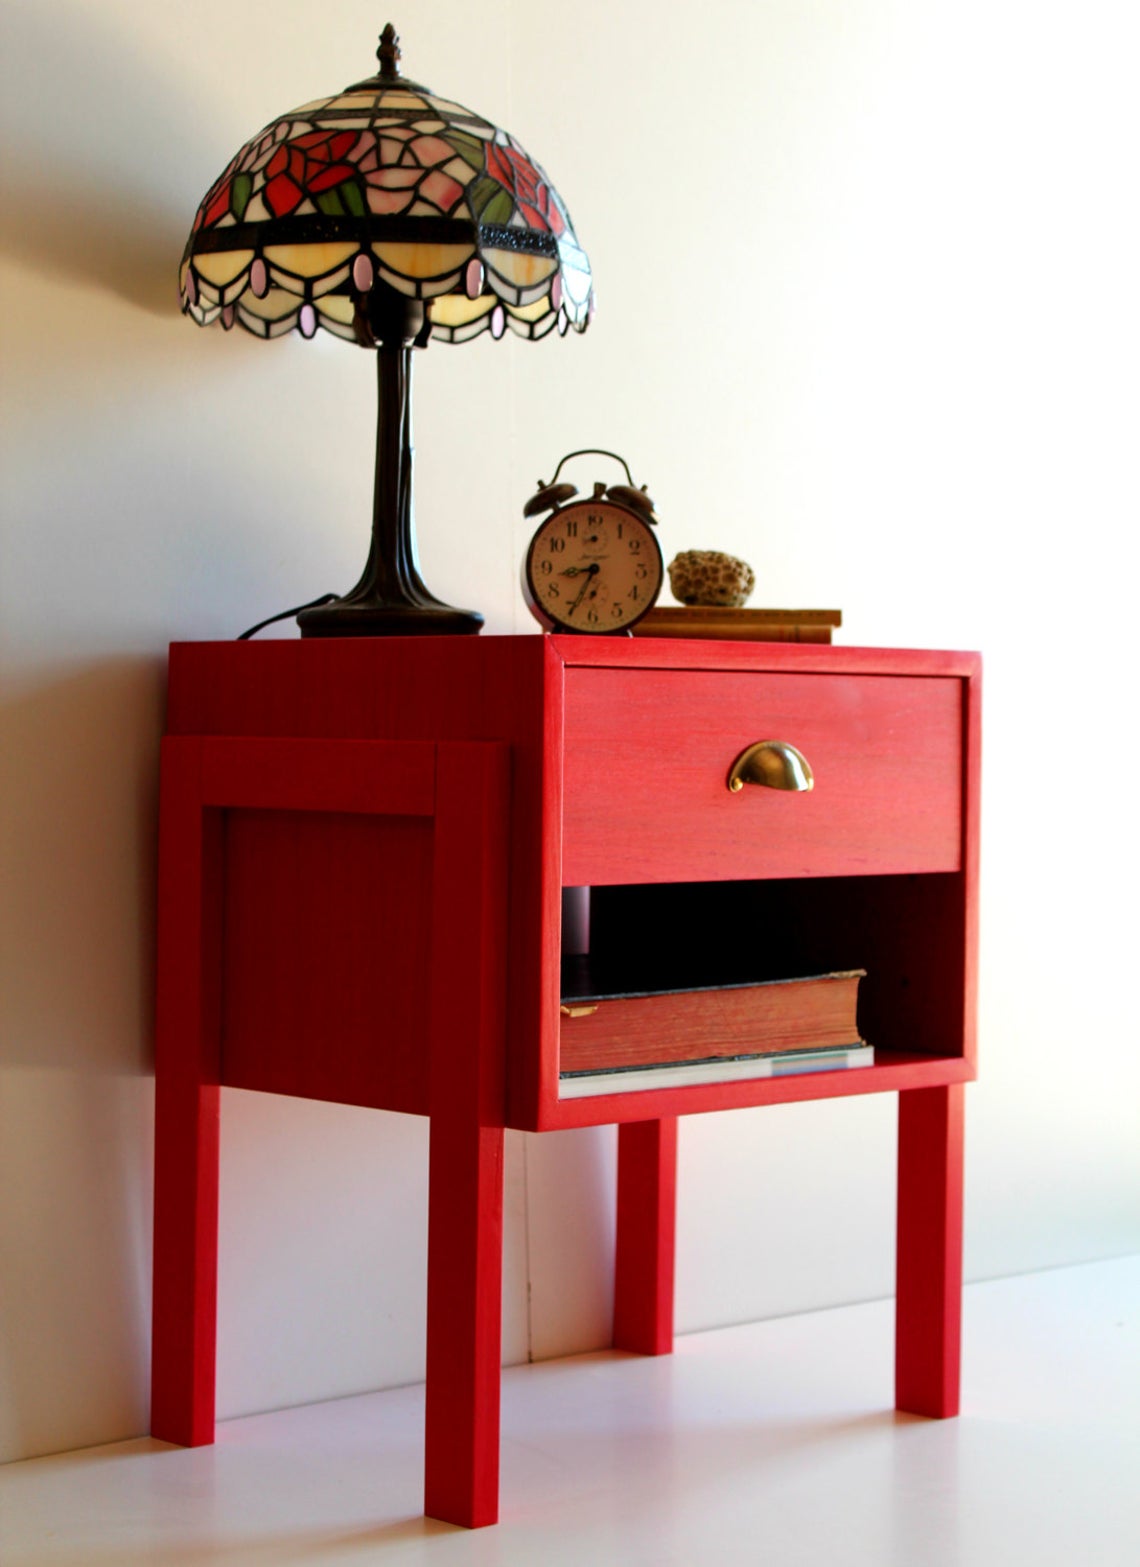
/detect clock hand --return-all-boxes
[560,561,609,576]
[566,562,599,615]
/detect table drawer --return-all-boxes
[561,668,962,885]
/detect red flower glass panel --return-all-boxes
[262,131,365,216]
[265,173,304,218]
[309,164,357,194]
[203,184,232,227]
[485,139,565,236]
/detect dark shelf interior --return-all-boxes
[563,874,968,1061]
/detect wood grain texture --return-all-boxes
[896,1085,965,1417]
[553,637,980,679]
[561,668,963,885]
[613,1119,677,1355]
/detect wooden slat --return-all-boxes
[540,1052,975,1131]
[553,637,981,679]
[198,736,435,815]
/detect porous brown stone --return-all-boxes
[667,550,756,607]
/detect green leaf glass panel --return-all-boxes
[443,130,486,170]
[230,173,253,219]
[466,178,511,225]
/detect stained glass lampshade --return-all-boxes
[180,23,593,636]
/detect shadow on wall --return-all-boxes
[0,1061,155,1461]
[0,660,163,1460]
[1,659,165,1073]
[0,0,200,317]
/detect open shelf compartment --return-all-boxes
[547,873,973,1127]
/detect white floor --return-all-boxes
[3,1256,1137,1567]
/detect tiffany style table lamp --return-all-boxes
[180,23,593,635]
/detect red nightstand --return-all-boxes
[151,635,980,1527]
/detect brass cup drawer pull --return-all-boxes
[727,740,814,793]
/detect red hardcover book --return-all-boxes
[559,969,866,1075]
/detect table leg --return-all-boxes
[423,743,510,1528]
[424,1119,505,1527]
[895,1084,964,1417]
[150,747,222,1446]
[613,1117,678,1355]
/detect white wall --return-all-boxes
[2,0,1137,1463]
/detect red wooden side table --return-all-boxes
[151,635,980,1527]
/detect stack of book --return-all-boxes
[631,607,842,643]
[558,968,871,1099]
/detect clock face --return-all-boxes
[524,500,663,633]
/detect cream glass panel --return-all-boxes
[194,250,255,286]
[263,243,358,278]
[483,249,557,287]
[241,287,302,322]
[429,293,494,326]
[372,242,474,279]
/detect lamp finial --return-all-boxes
[377,23,402,80]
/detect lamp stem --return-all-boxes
[367,338,424,602]
[296,290,483,637]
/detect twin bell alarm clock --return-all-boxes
[521,449,663,634]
